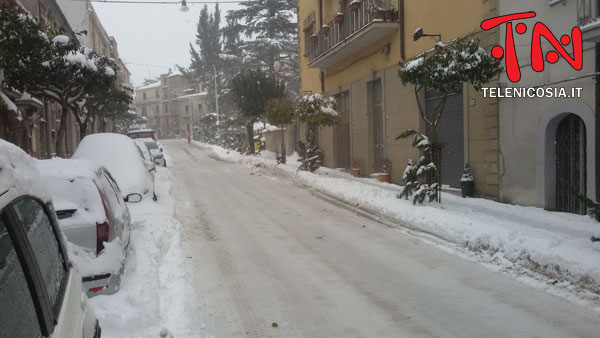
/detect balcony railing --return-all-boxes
[309,0,400,67]
[578,0,599,26]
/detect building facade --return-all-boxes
[497,0,597,214]
[298,0,501,199]
[135,72,209,139]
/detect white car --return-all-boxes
[73,133,156,201]
[37,158,142,297]
[0,139,100,337]
[141,139,166,167]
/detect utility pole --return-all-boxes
[213,64,220,125]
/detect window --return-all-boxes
[143,92,147,100]
[335,91,350,113]
[155,90,159,98]
[185,105,189,113]
[0,216,42,338]
[198,104,203,114]
[141,107,147,117]
[12,198,66,310]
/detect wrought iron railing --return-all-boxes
[578,0,600,26]
[309,0,400,63]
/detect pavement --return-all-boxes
[166,140,600,338]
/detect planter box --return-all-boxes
[378,173,389,183]
[349,1,361,11]
[351,168,360,177]
[334,13,344,23]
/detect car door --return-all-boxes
[0,197,70,337]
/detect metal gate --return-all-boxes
[371,80,384,168]
[556,114,587,215]
[425,88,464,188]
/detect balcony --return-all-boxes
[308,0,400,69]
[578,0,600,42]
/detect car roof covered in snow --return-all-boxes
[37,159,106,227]
[0,139,51,207]
[37,158,104,181]
[72,133,152,196]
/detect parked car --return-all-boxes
[127,129,156,141]
[37,158,142,297]
[142,139,166,167]
[134,139,157,173]
[0,139,100,338]
[73,133,156,201]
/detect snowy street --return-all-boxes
[165,140,600,338]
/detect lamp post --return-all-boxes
[213,64,219,125]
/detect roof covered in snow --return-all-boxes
[136,81,161,91]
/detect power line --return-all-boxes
[124,62,171,69]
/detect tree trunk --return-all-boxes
[79,121,88,141]
[246,123,255,154]
[55,107,69,158]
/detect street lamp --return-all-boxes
[179,0,189,12]
[413,27,441,42]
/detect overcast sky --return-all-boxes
[93,1,243,87]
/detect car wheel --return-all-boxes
[153,192,157,201]
[163,160,167,167]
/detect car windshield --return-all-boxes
[144,142,158,150]
[129,132,153,139]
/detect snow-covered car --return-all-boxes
[0,139,100,338]
[134,139,157,173]
[127,128,156,141]
[73,133,156,201]
[141,139,166,167]
[37,158,142,297]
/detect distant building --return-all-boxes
[134,71,209,139]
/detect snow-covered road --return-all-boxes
[167,141,600,338]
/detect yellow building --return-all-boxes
[298,0,501,199]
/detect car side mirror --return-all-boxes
[124,193,143,203]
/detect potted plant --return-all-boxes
[351,161,361,177]
[334,12,344,23]
[385,9,398,21]
[379,160,390,183]
[460,163,474,197]
[369,4,386,20]
[320,24,330,34]
[349,0,361,11]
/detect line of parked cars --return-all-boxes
[0,129,163,338]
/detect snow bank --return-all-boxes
[89,164,191,337]
[200,142,600,296]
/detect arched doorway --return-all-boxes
[555,114,586,214]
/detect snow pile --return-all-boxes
[89,163,192,337]
[52,35,70,45]
[68,240,125,277]
[0,139,51,202]
[199,142,600,296]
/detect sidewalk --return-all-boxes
[197,141,600,298]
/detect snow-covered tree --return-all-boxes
[230,69,285,154]
[265,97,294,164]
[225,0,299,96]
[398,39,502,201]
[295,93,339,171]
[396,129,438,204]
